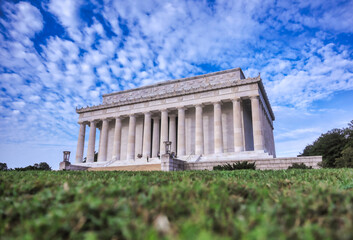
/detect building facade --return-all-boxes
[74,68,276,167]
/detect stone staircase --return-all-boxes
[88,164,161,171]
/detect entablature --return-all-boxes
[78,83,260,122]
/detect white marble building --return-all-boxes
[74,68,276,167]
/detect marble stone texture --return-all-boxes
[73,68,278,168]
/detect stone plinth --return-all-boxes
[59,161,90,171]
[161,154,186,171]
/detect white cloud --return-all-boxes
[29,95,41,103]
[12,101,26,109]
[46,0,83,41]
[262,41,353,108]
[0,1,43,39]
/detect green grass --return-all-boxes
[1,169,353,239]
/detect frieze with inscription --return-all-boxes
[76,70,262,114]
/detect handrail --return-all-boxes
[185,154,194,162]
[185,154,201,162]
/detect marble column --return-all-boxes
[195,104,204,155]
[112,117,122,161]
[86,121,96,163]
[214,102,223,154]
[232,98,244,152]
[75,122,86,163]
[142,112,152,158]
[169,114,177,154]
[152,117,160,157]
[177,107,186,156]
[160,109,168,155]
[127,115,136,160]
[251,96,264,151]
[98,119,109,162]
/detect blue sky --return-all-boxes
[0,0,352,169]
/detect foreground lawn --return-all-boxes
[1,169,353,239]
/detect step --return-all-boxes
[88,164,161,171]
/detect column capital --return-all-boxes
[169,114,177,118]
[177,106,186,110]
[101,118,112,123]
[212,101,223,106]
[232,97,242,103]
[250,95,260,100]
[143,111,152,116]
[160,109,169,113]
[195,103,204,108]
[152,116,160,120]
[117,114,128,119]
[100,118,112,123]
[89,119,100,125]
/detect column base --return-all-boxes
[234,146,244,152]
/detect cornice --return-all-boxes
[102,67,244,98]
[76,76,260,114]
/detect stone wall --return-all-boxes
[186,156,321,170]
[161,156,322,171]
[59,161,90,171]
[161,154,186,171]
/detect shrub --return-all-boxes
[14,162,51,171]
[288,163,312,170]
[335,146,353,168]
[0,162,8,171]
[300,120,353,168]
[213,161,256,170]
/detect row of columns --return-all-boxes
[75,96,264,163]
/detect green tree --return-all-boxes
[335,147,353,168]
[300,120,353,168]
[38,162,51,170]
[0,162,8,171]
[14,162,51,171]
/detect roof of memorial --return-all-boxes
[76,67,274,120]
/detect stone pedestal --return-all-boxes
[59,161,71,170]
[161,153,186,171]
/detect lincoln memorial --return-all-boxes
[71,67,281,170]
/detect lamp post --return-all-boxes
[163,141,172,154]
[63,151,71,162]
[60,151,71,170]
